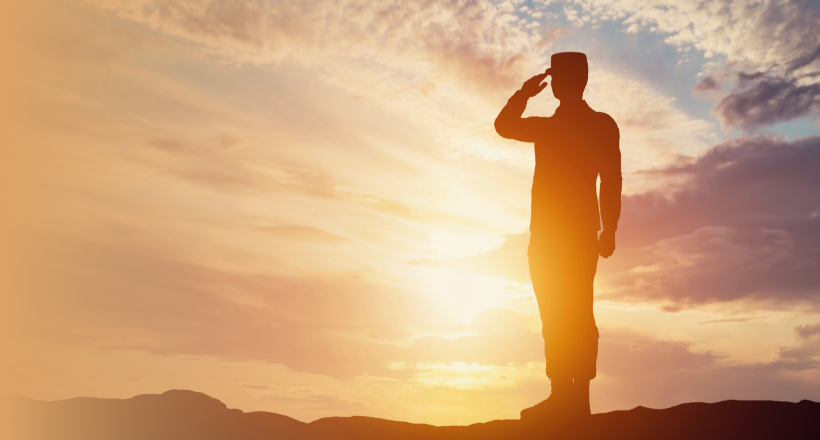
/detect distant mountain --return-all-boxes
[2,389,818,439]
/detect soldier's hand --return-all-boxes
[598,229,616,258]
[520,72,549,97]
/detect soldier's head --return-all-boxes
[546,52,588,102]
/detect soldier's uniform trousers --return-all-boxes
[528,228,600,380]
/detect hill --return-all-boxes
[3,389,818,439]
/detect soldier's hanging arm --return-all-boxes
[598,114,622,258]
[494,73,552,142]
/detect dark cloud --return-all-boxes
[715,75,820,130]
[789,43,820,72]
[601,226,820,308]
[622,135,820,246]
[795,322,820,339]
[703,0,820,129]
[737,71,766,84]
[602,135,820,308]
[693,75,719,92]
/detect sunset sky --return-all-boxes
[2,0,820,426]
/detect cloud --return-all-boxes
[64,0,719,193]
[765,323,820,372]
[88,0,563,96]
[789,43,820,72]
[242,384,276,390]
[257,224,350,243]
[598,329,716,377]
[143,136,343,197]
[537,24,571,49]
[796,322,820,340]
[601,135,820,308]
[621,134,820,243]
[572,0,820,128]
[715,74,820,130]
[573,0,820,70]
[693,75,719,92]
[698,317,758,325]
[601,226,819,308]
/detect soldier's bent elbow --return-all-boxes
[494,119,514,139]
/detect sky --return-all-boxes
[2,0,820,426]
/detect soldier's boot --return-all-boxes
[520,377,572,421]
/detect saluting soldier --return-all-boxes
[494,52,622,420]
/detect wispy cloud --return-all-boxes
[698,317,759,325]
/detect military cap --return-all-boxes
[546,52,588,83]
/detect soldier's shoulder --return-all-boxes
[594,111,619,139]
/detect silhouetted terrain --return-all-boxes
[3,390,818,439]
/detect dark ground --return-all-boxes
[3,389,818,439]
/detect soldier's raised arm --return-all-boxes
[494,73,553,142]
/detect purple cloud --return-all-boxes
[693,75,720,92]
[715,75,820,130]
[796,322,820,339]
[604,135,820,308]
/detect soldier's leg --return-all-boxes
[570,230,600,381]
[522,232,575,422]
[528,231,579,380]
[528,231,574,380]
[561,230,599,417]
[532,229,598,380]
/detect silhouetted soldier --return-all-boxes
[494,52,621,421]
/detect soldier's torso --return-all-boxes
[531,104,608,232]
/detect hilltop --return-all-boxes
[3,389,818,439]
